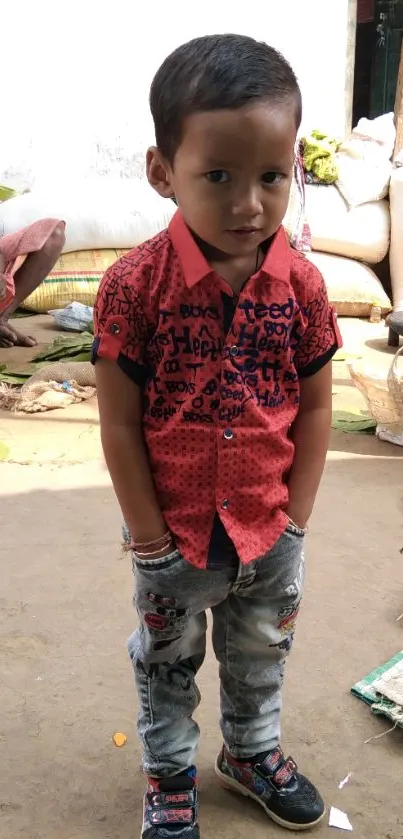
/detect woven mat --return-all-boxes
[351,651,403,728]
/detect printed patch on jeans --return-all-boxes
[147,592,177,607]
[277,605,300,635]
[284,582,299,597]
[144,613,169,631]
[153,637,182,651]
[142,595,189,640]
[278,605,296,619]
[277,634,294,652]
[136,655,199,690]
[155,606,187,619]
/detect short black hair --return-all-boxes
[150,34,302,163]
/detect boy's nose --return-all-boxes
[232,187,264,218]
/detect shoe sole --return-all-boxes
[215,759,325,832]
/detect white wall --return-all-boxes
[1,0,352,188]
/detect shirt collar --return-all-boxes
[169,211,213,288]
[260,225,291,283]
[168,209,291,288]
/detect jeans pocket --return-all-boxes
[132,547,182,572]
[285,521,306,539]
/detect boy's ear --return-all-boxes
[146,147,175,199]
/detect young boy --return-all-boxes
[93,34,341,838]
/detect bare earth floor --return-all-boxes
[0,315,402,838]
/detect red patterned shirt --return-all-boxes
[93,211,341,568]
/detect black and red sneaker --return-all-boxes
[142,767,199,838]
[215,746,325,831]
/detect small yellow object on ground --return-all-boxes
[112,732,127,747]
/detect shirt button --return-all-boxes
[221,498,230,510]
[229,345,238,357]
[223,428,234,440]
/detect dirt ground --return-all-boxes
[1,315,403,839]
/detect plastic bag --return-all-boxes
[336,113,395,208]
[48,301,93,332]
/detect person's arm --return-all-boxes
[287,361,332,530]
[96,358,170,550]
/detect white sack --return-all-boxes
[305,184,390,264]
[0,179,176,253]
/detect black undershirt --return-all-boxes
[207,292,239,570]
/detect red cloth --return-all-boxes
[93,211,341,568]
[357,0,375,23]
[0,218,63,314]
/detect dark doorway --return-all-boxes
[353,0,403,125]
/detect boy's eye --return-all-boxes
[262,172,284,185]
[205,170,230,184]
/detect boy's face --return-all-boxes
[147,101,297,257]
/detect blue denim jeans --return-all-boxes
[128,524,305,777]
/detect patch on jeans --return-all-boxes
[277,605,299,636]
[284,582,299,598]
[143,599,188,637]
[276,634,294,652]
[144,613,169,631]
[136,655,198,690]
[153,637,182,651]
[155,606,187,619]
[147,592,177,607]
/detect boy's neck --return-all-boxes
[192,232,267,295]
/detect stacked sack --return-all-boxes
[22,250,128,312]
[302,114,394,318]
[304,185,391,317]
[0,179,176,312]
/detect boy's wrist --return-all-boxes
[131,530,176,559]
[128,513,169,546]
[286,505,311,531]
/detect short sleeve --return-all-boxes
[294,265,342,378]
[91,254,150,385]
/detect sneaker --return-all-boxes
[215,746,325,831]
[142,767,200,838]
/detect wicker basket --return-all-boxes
[387,347,403,420]
[348,347,403,427]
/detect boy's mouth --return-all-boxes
[227,226,262,238]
